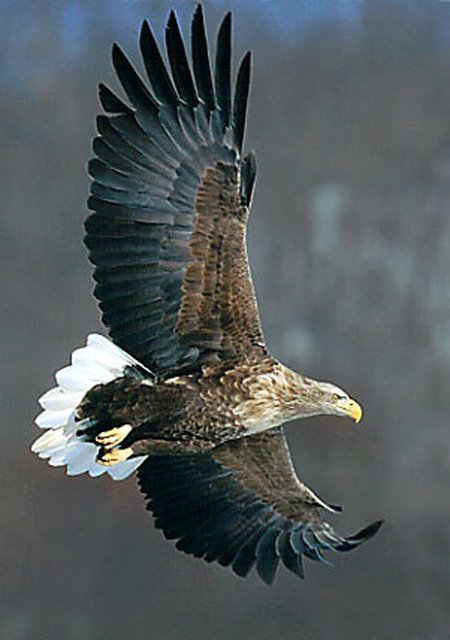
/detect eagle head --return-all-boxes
[304,380,363,423]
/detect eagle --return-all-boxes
[31,5,383,584]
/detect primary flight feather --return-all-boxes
[32,5,382,584]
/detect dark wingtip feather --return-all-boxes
[111,43,131,91]
[166,9,198,107]
[338,519,384,552]
[348,519,385,544]
[140,19,178,107]
[220,12,232,32]
[192,4,205,38]
[231,529,263,579]
[233,51,251,153]
[215,11,232,129]
[111,42,157,113]
[98,82,131,114]
[191,3,215,116]
[276,531,305,579]
[240,151,257,207]
[111,42,122,68]
[255,527,280,585]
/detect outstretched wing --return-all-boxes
[137,429,383,584]
[85,6,264,378]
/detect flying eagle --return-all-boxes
[32,5,382,584]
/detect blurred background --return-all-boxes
[2,0,450,638]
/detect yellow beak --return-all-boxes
[342,398,363,424]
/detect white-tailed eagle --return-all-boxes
[32,5,382,584]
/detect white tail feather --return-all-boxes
[31,334,148,480]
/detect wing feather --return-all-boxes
[233,52,251,153]
[98,82,132,115]
[191,5,215,117]
[137,429,383,584]
[86,7,266,376]
[214,12,232,130]
[166,11,198,108]
[140,20,178,109]
[112,44,158,114]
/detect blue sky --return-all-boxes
[60,0,366,57]
[4,0,449,93]
[4,0,365,92]
[56,0,446,59]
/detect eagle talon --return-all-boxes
[97,446,134,466]
[95,425,132,449]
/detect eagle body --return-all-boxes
[31,5,382,584]
[77,356,343,455]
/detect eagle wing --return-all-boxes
[137,428,383,584]
[85,7,264,378]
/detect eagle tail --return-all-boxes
[31,334,150,480]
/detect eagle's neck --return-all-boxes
[232,362,321,435]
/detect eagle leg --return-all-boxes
[97,446,134,466]
[95,424,132,449]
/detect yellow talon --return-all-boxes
[95,425,132,449]
[97,447,134,466]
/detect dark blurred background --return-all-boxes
[2,0,450,638]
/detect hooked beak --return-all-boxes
[339,397,363,424]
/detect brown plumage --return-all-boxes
[32,4,382,584]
